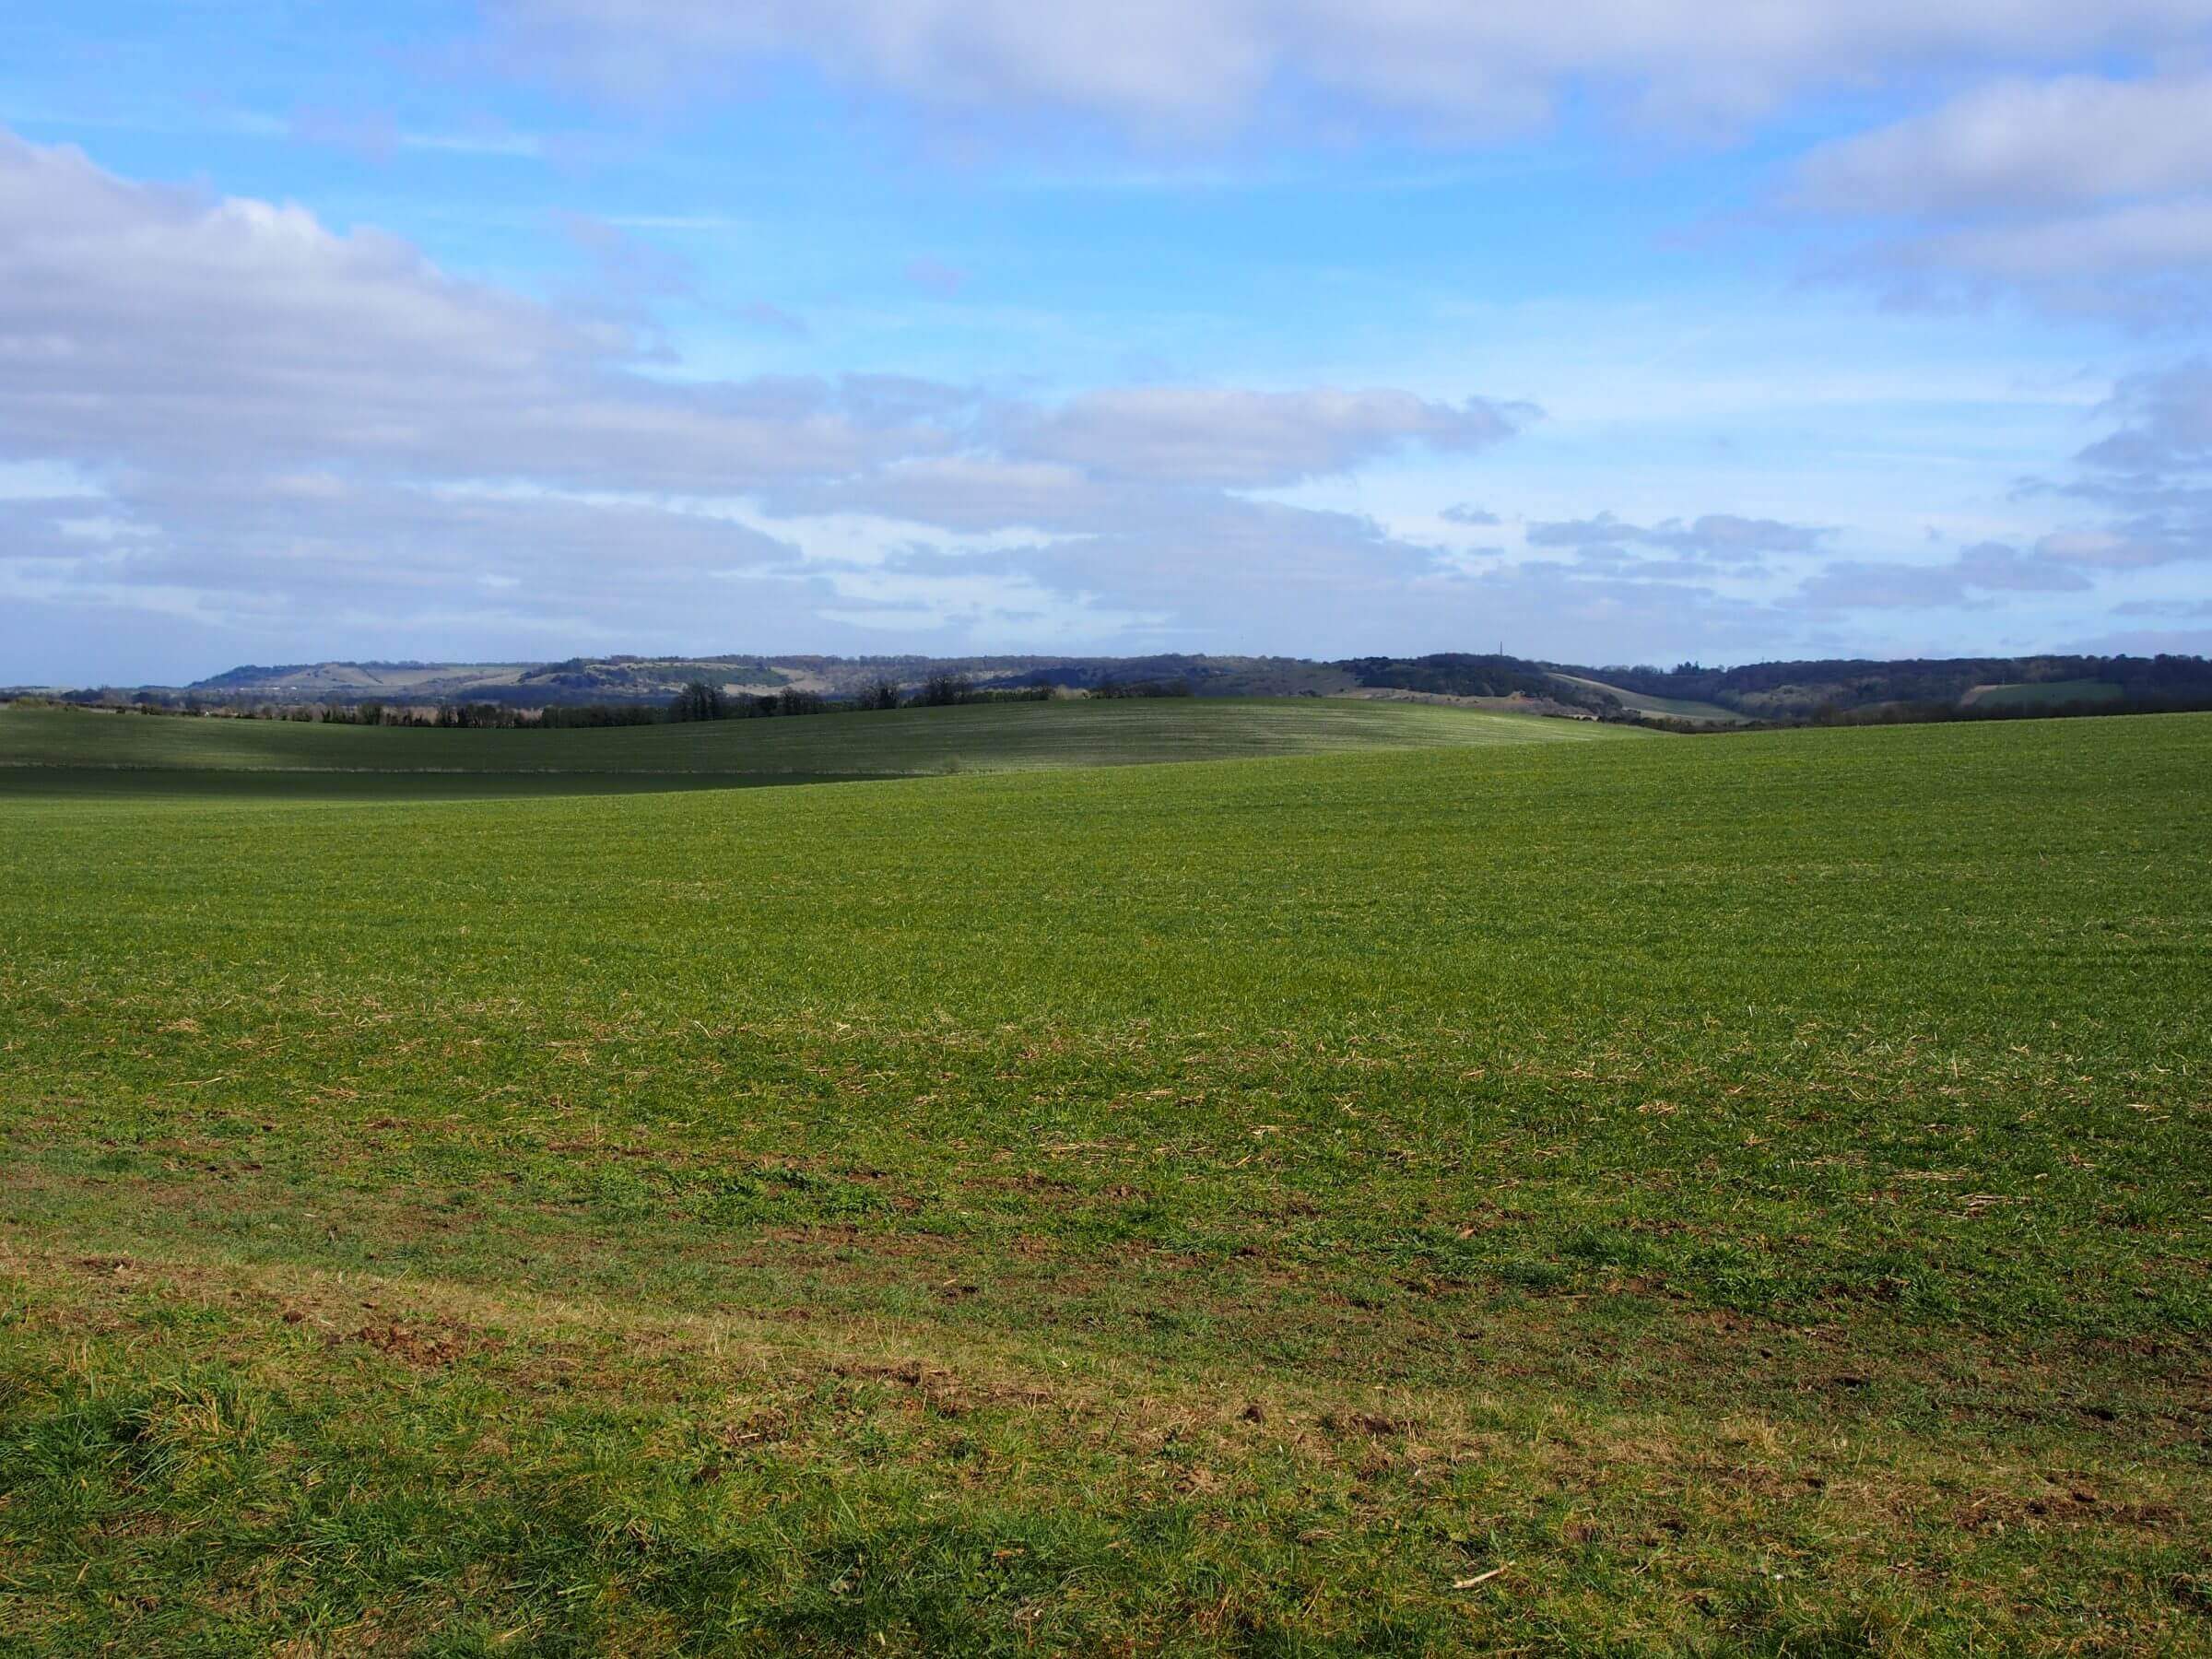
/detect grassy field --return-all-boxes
[0,697,1621,782]
[0,768,854,806]
[1964,680,2127,711]
[2,711,2208,1653]
[1547,674,1750,725]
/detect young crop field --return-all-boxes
[1963,680,2128,712]
[2,709,2208,1653]
[0,696,1622,781]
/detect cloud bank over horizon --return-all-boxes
[2,1,2207,683]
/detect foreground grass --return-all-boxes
[3,714,2208,1652]
[0,695,1623,781]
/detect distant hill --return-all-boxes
[1565,654,2212,724]
[24,649,2212,725]
[1545,673,1748,725]
[163,653,1343,706]
[184,656,795,702]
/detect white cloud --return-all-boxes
[1789,541,2092,610]
[949,495,1787,658]
[493,0,2212,136]
[0,123,1513,513]
[999,386,1524,487]
[1794,73,2212,324]
[764,457,1123,533]
[2033,528,2179,570]
[1525,512,1827,563]
[0,126,1558,668]
[1913,201,2212,283]
[2029,359,2212,575]
[0,131,967,489]
[2081,358,2212,473]
[1841,201,2212,326]
[1797,74,2212,216]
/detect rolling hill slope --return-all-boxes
[0,697,1638,782]
[3,713,2206,1649]
[1547,672,1748,724]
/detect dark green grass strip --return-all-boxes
[0,696,1635,779]
[0,767,885,805]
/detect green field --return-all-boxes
[1547,673,1749,724]
[1964,679,2127,711]
[3,710,2209,1653]
[0,697,1621,782]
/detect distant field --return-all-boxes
[3,715,2208,1652]
[0,697,1627,782]
[0,767,859,806]
[1547,672,1749,724]
[1965,677,2126,709]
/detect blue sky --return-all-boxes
[4,2,2209,683]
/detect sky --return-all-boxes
[4,3,2211,685]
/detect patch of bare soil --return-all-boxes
[343,1316,500,1369]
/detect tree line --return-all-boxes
[30,675,1061,729]
[665,673,1055,722]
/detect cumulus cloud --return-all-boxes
[764,457,1129,533]
[1797,74,2212,217]
[2114,597,2212,618]
[752,392,1523,533]
[1959,540,2098,590]
[1524,512,1640,549]
[491,0,2208,137]
[997,386,1524,487]
[0,131,968,489]
[0,470,825,653]
[0,126,1546,672]
[9,106,2183,677]
[1525,511,1827,562]
[2030,527,2193,570]
[1665,514,1830,559]
[1790,541,2091,611]
[936,495,1782,659]
[2047,359,2212,571]
[2080,358,2212,474]
[1918,203,2212,284]
[1795,73,2212,324]
[1836,203,2212,327]
[0,132,1516,499]
[1783,357,2212,624]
